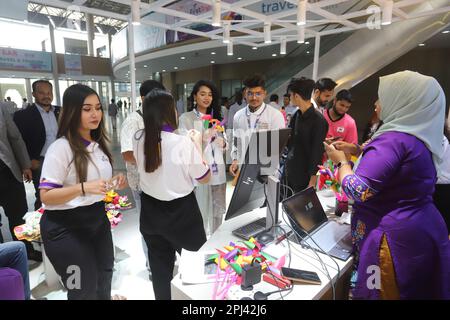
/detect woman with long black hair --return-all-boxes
[133,89,209,300]
[179,80,227,236]
[38,84,127,300]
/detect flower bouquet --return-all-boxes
[103,190,132,228]
[14,208,45,242]
[317,160,348,216]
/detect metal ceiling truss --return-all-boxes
[28,0,450,48]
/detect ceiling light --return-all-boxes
[297,26,305,44]
[280,37,287,55]
[297,0,306,26]
[227,41,233,56]
[211,52,216,55]
[442,30,450,34]
[272,53,277,57]
[252,46,257,50]
[212,0,221,27]
[237,57,242,60]
[306,51,310,54]
[174,67,178,70]
[211,60,215,64]
[418,43,425,47]
[305,41,310,45]
[162,69,166,72]
[131,0,141,26]
[180,56,186,60]
[223,21,230,43]
[381,0,393,26]
[144,65,148,67]
[264,22,271,44]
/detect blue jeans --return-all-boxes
[0,241,31,299]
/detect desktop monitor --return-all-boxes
[225,128,290,240]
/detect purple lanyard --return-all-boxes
[246,104,267,129]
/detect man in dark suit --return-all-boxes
[14,80,61,210]
[0,106,42,261]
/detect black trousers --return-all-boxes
[40,201,114,300]
[31,157,44,210]
[140,191,206,300]
[434,184,450,234]
[0,166,28,245]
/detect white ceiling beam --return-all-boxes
[317,6,450,36]
[408,5,450,18]
[139,16,258,47]
[195,0,298,32]
[306,1,360,29]
[32,0,128,21]
[373,0,409,20]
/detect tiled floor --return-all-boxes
[0,107,234,300]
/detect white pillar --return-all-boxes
[128,21,137,112]
[86,13,95,57]
[312,34,321,81]
[110,78,116,103]
[25,78,33,104]
[48,23,61,106]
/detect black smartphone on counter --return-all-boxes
[281,267,322,285]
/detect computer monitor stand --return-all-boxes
[255,175,282,245]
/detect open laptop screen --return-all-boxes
[282,187,328,234]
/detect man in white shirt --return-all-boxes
[120,80,165,280]
[176,97,185,117]
[229,74,286,176]
[269,94,280,110]
[282,93,297,119]
[312,78,337,113]
[227,90,245,130]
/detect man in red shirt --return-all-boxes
[323,89,358,144]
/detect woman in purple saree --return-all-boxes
[325,71,450,299]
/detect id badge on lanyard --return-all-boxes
[210,138,219,175]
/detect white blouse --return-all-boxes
[39,137,113,210]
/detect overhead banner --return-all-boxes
[135,12,166,54]
[0,47,52,72]
[166,0,242,44]
[64,54,82,76]
[111,27,128,63]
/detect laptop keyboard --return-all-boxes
[304,222,350,252]
[232,217,267,240]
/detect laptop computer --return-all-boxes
[281,187,352,261]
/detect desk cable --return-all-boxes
[279,183,341,299]
[265,181,340,299]
[280,207,341,300]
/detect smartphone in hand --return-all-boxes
[281,267,322,285]
[325,136,342,144]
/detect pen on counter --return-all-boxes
[276,230,293,244]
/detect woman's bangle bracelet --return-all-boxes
[336,160,353,169]
[354,143,362,155]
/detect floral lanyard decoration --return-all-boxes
[246,103,267,130]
